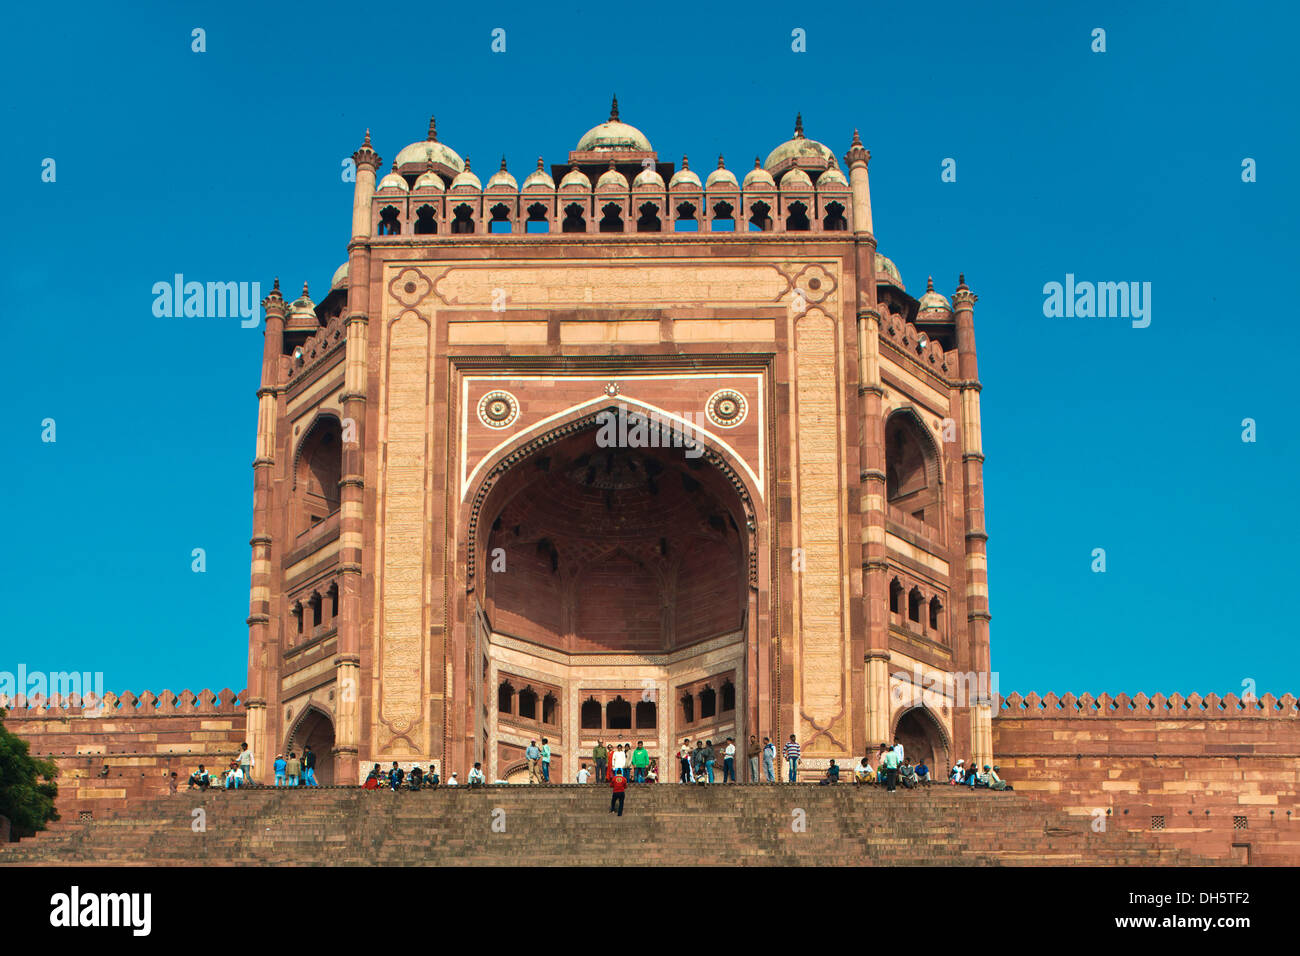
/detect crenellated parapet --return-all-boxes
[998,691,1300,719]
[0,687,246,717]
[286,311,346,384]
[878,309,956,378]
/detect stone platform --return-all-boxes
[0,783,1228,866]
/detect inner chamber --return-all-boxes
[482,427,746,653]
[475,418,752,781]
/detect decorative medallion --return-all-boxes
[791,263,836,304]
[477,390,520,429]
[604,381,620,397]
[389,267,433,308]
[706,389,748,428]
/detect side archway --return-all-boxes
[891,705,949,777]
[285,704,336,785]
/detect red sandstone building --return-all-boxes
[2,105,1295,865]
[243,103,993,788]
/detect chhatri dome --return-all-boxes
[764,114,838,175]
[395,116,465,176]
[917,276,952,313]
[575,96,653,152]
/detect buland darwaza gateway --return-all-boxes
[246,100,995,786]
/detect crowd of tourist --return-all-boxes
[182,734,1012,794]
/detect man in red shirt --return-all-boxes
[609,770,627,817]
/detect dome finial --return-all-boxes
[272,277,280,293]
[851,129,863,148]
[682,155,689,170]
[390,162,398,173]
[301,281,310,298]
[927,276,934,292]
[957,273,968,291]
[754,156,762,168]
[427,116,437,142]
[717,154,726,169]
[794,113,804,138]
[536,156,544,170]
[363,129,371,146]
[464,157,471,171]
[610,95,620,122]
[500,155,508,172]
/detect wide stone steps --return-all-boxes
[0,784,1220,866]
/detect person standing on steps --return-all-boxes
[611,743,627,779]
[273,753,287,787]
[285,751,301,788]
[593,740,607,784]
[302,745,318,787]
[881,744,901,792]
[632,741,649,783]
[691,740,706,784]
[577,763,590,784]
[702,739,716,784]
[540,738,552,783]
[525,740,541,784]
[763,737,776,783]
[609,764,627,817]
[784,734,801,782]
[237,742,254,786]
[679,738,692,783]
[723,738,737,783]
[747,735,760,782]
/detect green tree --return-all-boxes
[0,708,59,840]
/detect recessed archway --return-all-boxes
[892,706,949,777]
[285,704,336,785]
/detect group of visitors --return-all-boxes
[363,761,461,790]
[844,742,928,792]
[587,740,655,784]
[949,759,1013,790]
[271,747,318,787]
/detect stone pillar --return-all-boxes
[245,279,286,784]
[847,131,890,750]
[953,275,994,768]
[334,132,381,784]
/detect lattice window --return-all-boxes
[1233,815,1248,830]
[78,811,93,823]
[1150,815,1165,831]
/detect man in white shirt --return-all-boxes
[447,772,459,786]
[723,738,738,783]
[892,741,905,765]
[467,763,485,787]
[611,744,627,777]
[577,764,590,784]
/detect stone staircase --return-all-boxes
[0,783,1226,866]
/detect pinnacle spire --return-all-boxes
[717,154,726,169]
[500,155,508,171]
[927,276,934,291]
[536,156,544,170]
[794,113,804,138]
[363,129,371,146]
[681,155,689,169]
[610,95,619,122]
[427,116,437,142]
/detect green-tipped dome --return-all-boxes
[377,163,409,192]
[395,116,465,173]
[669,156,702,189]
[875,253,904,290]
[522,157,555,190]
[764,113,837,173]
[576,96,652,152]
[917,277,951,313]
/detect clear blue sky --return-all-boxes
[1,1,1295,698]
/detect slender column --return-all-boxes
[847,131,890,749]
[245,279,286,783]
[334,132,380,783]
[953,275,994,767]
